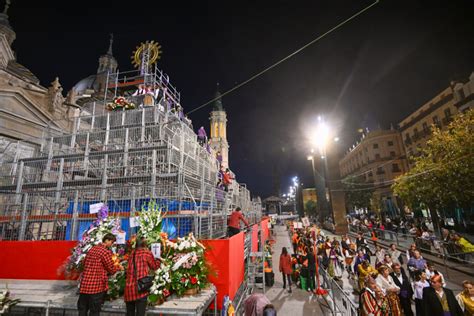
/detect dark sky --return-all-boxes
[7,0,474,198]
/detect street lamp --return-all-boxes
[308,116,337,224]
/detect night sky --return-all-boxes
[7,0,474,198]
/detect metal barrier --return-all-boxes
[319,266,359,316]
[348,224,474,278]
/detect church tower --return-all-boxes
[209,84,229,168]
[0,1,16,69]
[97,34,117,74]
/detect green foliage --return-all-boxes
[393,109,474,210]
[107,270,126,300]
[342,175,374,211]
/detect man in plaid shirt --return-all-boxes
[78,233,123,316]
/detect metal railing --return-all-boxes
[348,224,474,278]
[319,264,358,316]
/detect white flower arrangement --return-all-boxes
[136,200,164,244]
[148,263,171,302]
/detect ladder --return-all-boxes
[246,225,266,294]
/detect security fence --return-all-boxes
[318,263,359,316]
[348,224,474,278]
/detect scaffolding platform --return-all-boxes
[2,279,217,316]
[0,64,262,242]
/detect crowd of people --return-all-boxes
[347,214,474,262]
[285,222,474,316]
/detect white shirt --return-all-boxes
[393,272,403,285]
[414,280,430,299]
[436,289,445,299]
[376,275,399,295]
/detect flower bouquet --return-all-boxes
[136,200,165,245]
[167,233,209,296]
[106,96,136,111]
[148,263,172,305]
[0,290,20,314]
[63,205,122,278]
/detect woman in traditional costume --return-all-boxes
[376,265,402,316]
[456,280,474,316]
[328,241,343,280]
[358,260,378,291]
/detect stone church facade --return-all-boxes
[0,6,78,169]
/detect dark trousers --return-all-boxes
[228,226,240,237]
[282,273,292,289]
[126,297,148,316]
[399,296,413,316]
[78,292,105,316]
[415,298,423,316]
[308,270,316,290]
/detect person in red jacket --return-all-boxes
[124,237,161,316]
[279,247,292,293]
[228,207,249,237]
[78,233,123,316]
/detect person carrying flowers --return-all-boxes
[124,237,161,316]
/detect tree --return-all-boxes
[393,109,474,233]
[342,174,375,212]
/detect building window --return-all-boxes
[433,115,440,127]
[444,108,451,118]
[376,167,385,174]
[413,128,419,139]
[373,143,379,149]
[390,151,396,157]
[375,153,381,160]
[422,122,429,133]
[368,171,373,177]
[387,141,393,146]
[392,163,401,172]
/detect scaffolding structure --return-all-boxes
[0,64,262,241]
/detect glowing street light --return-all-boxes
[310,116,332,157]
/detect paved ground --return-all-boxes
[264,225,326,315]
[242,224,470,316]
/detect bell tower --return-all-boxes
[0,0,15,69]
[97,33,118,74]
[209,84,229,168]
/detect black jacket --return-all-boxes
[422,287,463,316]
[390,268,413,299]
[306,253,316,272]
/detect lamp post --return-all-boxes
[292,176,299,215]
[308,116,339,224]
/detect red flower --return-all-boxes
[163,289,170,297]
[190,276,198,285]
[181,277,187,283]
